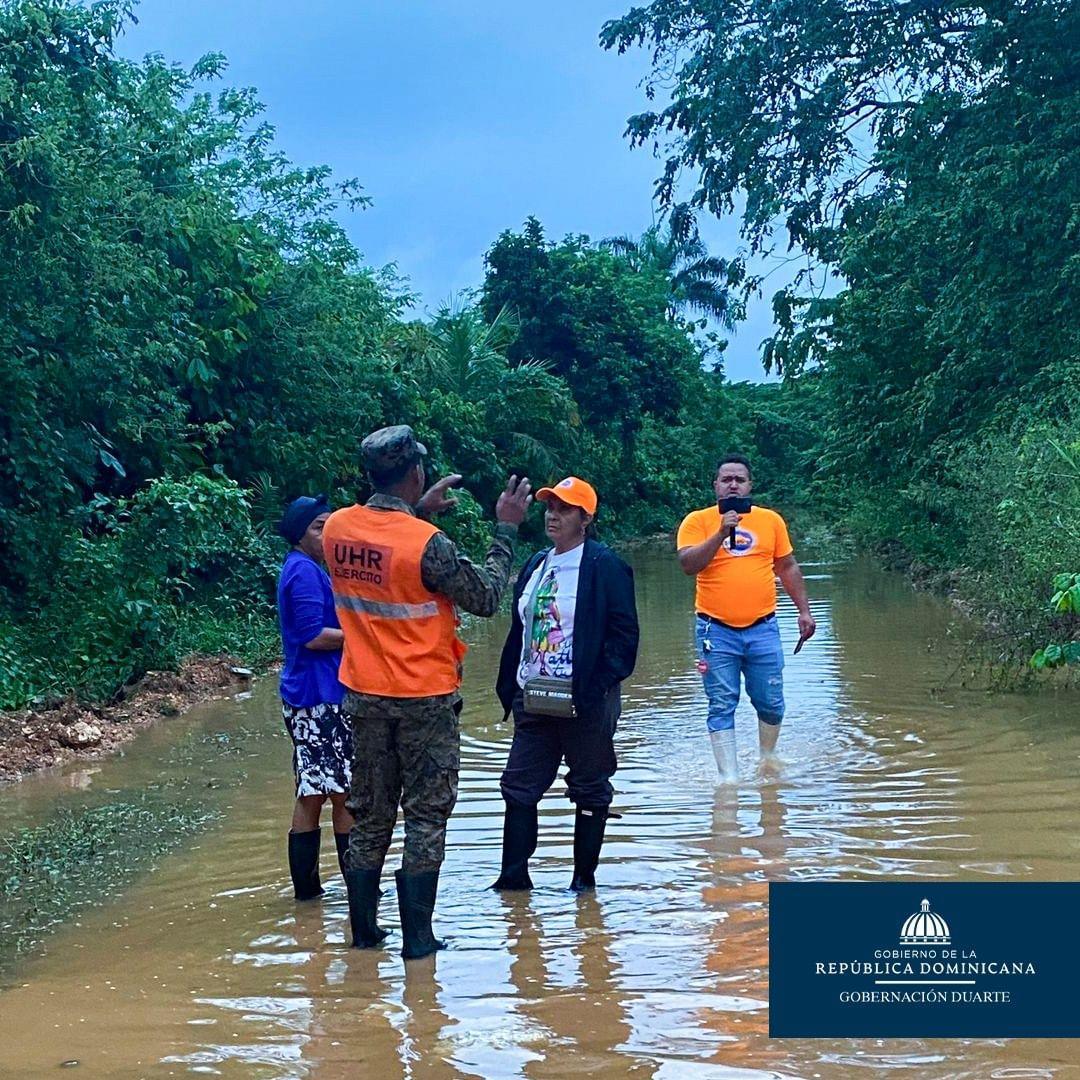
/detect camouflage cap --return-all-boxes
[360,424,428,475]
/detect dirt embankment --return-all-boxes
[0,657,261,784]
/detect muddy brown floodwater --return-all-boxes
[0,548,1078,1079]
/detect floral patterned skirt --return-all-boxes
[281,700,353,797]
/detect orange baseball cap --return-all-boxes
[535,476,598,515]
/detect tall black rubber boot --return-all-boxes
[396,868,446,960]
[491,800,538,890]
[344,867,388,948]
[569,806,608,892]
[334,831,351,878]
[288,828,324,901]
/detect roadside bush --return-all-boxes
[0,474,279,707]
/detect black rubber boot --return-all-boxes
[344,867,388,948]
[491,800,538,890]
[569,807,608,892]
[396,868,446,960]
[334,832,351,878]
[288,828,324,901]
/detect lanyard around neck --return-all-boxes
[523,548,555,648]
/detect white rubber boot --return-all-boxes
[709,728,738,784]
[758,719,781,757]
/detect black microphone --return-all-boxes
[720,496,752,552]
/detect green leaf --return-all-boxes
[98,449,126,478]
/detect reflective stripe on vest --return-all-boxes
[321,504,466,697]
[334,595,440,619]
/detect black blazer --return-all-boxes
[495,539,640,719]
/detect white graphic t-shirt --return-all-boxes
[516,543,584,687]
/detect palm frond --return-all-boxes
[509,354,554,375]
[666,203,698,244]
[600,235,641,257]
[677,279,737,328]
[504,431,561,475]
[679,255,733,281]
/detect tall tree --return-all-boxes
[481,218,706,433]
[410,300,579,487]
[602,207,742,327]
[602,0,1072,250]
[601,0,1079,369]
[0,0,409,591]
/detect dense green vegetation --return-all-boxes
[0,0,1074,712]
[604,0,1080,673]
[0,1,783,710]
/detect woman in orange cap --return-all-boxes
[493,477,640,891]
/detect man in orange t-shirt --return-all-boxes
[676,454,816,781]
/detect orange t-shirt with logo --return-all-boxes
[676,505,793,627]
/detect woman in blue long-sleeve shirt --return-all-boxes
[277,495,354,900]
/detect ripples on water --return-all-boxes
[0,552,1079,1077]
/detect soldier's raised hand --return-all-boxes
[496,475,532,526]
[417,473,463,518]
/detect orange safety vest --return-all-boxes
[321,505,466,697]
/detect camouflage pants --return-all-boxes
[342,690,461,873]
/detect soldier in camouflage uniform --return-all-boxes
[322,425,531,960]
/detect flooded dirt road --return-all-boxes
[1,549,1078,1078]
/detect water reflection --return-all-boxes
[493,890,640,1077]
[0,551,1079,1078]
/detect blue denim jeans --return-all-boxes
[695,614,785,732]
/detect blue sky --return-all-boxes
[118,0,780,382]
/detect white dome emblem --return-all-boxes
[900,898,951,944]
